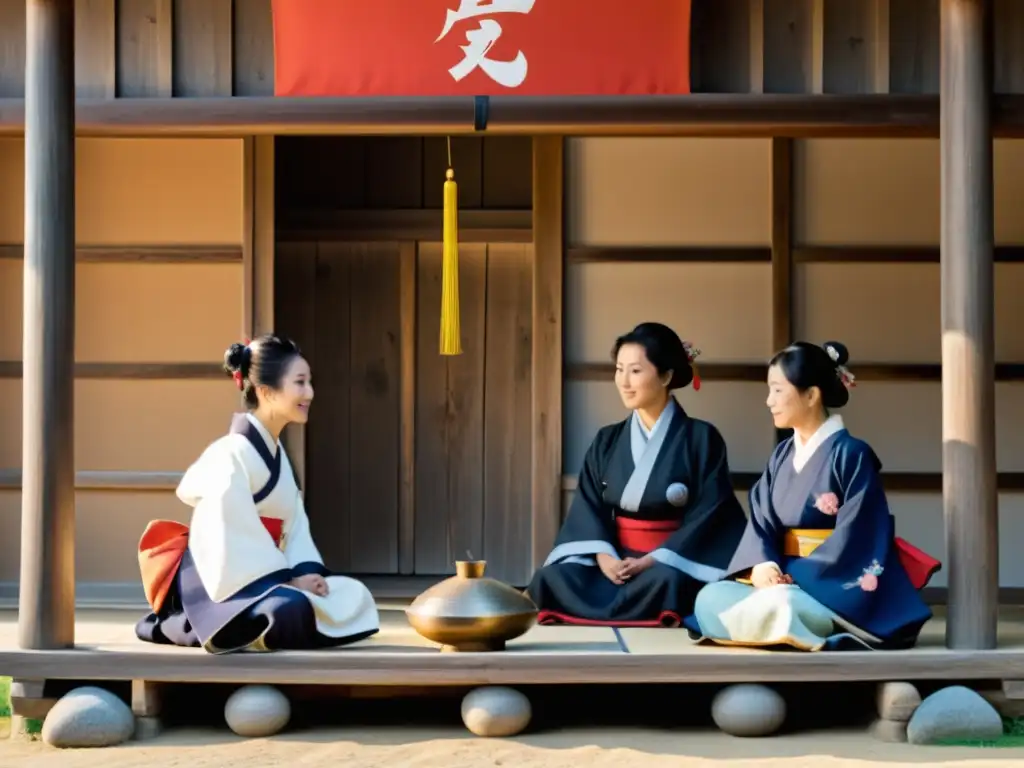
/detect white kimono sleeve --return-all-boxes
[177,438,291,603]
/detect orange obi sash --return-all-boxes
[783,528,942,591]
[138,516,285,614]
[615,517,679,554]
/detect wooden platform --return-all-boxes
[2,607,1024,687]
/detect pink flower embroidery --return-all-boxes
[814,492,840,516]
[843,560,884,591]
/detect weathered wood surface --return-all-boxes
[273,239,535,583]
[771,137,793,444]
[414,243,487,575]
[0,0,1019,98]
[2,645,1024,686]
[559,471,1024,494]
[530,137,563,573]
[276,136,533,215]
[940,0,998,650]
[564,362,1024,383]
[0,95,1024,136]
[20,0,76,650]
[0,244,242,262]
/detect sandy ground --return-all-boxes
[3,727,1024,767]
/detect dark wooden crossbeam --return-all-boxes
[0,94,1023,137]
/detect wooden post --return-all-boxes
[530,136,564,569]
[940,0,997,650]
[19,0,76,650]
[770,137,793,445]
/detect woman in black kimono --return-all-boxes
[525,322,748,627]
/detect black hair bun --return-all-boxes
[822,340,849,368]
[223,342,248,376]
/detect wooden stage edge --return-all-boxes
[3,608,1024,688]
[2,644,1024,687]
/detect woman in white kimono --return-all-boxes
[685,341,940,651]
[526,322,748,627]
[135,335,380,654]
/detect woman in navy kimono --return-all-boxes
[686,341,940,651]
[525,322,748,627]
[135,335,380,654]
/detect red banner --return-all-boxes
[272,0,691,97]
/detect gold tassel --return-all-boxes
[440,144,462,356]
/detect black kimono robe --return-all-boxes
[525,398,748,627]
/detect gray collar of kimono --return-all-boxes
[620,399,678,512]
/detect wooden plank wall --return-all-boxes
[275,136,533,221]
[0,1,1021,100]
[562,135,1024,590]
[274,241,534,585]
[0,0,275,99]
[691,0,1024,94]
[274,136,535,585]
[0,136,246,603]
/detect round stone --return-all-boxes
[42,686,135,748]
[224,685,291,738]
[870,718,909,743]
[461,686,532,737]
[711,684,787,737]
[876,682,921,722]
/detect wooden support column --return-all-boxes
[771,136,793,445]
[940,0,997,650]
[531,136,564,568]
[19,0,76,650]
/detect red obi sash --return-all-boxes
[615,517,679,554]
[138,516,284,614]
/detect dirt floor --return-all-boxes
[4,726,1024,767]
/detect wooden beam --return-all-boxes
[241,137,255,338]
[565,362,766,383]
[4,465,1019,496]
[568,244,1024,264]
[564,361,1024,383]
[561,471,1024,494]
[940,0,998,651]
[794,245,1024,262]
[398,242,417,575]
[252,135,275,336]
[277,210,532,244]
[0,244,242,262]
[749,0,765,94]
[0,95,1023,137]
[5,642,1024,686]
[873,0,892,94]
[771,136,794,444]
[74,0,115,99]
[20,0,76,651]
[0,362,222,379]
[566,247,770,263]
[0,470,182,491]
[116,0,172,98]
[531,137,564,572]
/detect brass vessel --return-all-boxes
[405,560,538,652]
